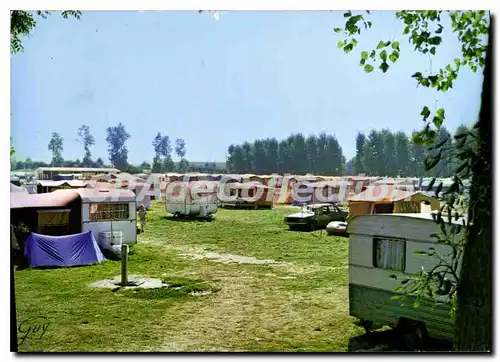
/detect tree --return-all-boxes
[305,135,319,174]
[11,11,82,54]
[77,125,95,167]
[353,132,366,175]
[175,138,186,158]
[252,139,267,174]
[409,131,426,177]
[227,144,245,173]
[336,10,490,350]
[106,123,130,169]
[140,161,151,171]
[177,158,190,173]
[265,138,279,173]
[362,130,384,176]
[48,132,64,166]
[325,134,345,175]
[381,129,396,177]
[162,157,175,173]
[25,157,33,170]
[394,132,411,177]
[241,142,254,173]
[94,157,105,168]
[152,156,163,173]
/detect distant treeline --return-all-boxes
[226,125,473,178]
[12,123,473,178]
[11,122,227,175]
[226,133,345,176]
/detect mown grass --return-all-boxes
[14,201,366,352]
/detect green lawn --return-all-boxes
[14,201,367,352]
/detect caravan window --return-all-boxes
[373,237,406,272]
[90,203,129,221]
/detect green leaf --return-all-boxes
[344,11,352,18]
[389,51,399,63]
[413,298,421,309]
[369,50,376,58]
[454,58,461,68]
[420,106,431,120]
[360,58,366,66]
[426,177,436,192]
[367,21,372,28]
[364,64,374,73]
[412,132,423,145]
[424,155,440,170]
[380,50,387,61]
[376,40,385,49]
[412,72,422,78]
[389,274,398,280]
[432,116,444,128]
[437,108,445,119]
[380,62,389,73]
[337,40,345,49]
[430,47,436,55]
[391,41,400,50]
[361,51,368,59]
[344,43,354,53]
[435,182,443,197]
[384,41,391,47]
[334,28,342,33]
[390,295,403,301]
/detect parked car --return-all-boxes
[284,203,348,231]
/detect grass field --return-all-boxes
[14,201,374,352]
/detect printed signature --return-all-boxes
[18,316,50,346]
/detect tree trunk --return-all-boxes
[454,19,492,352]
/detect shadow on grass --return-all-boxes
[161,215,215,223]
[348,329,453,352]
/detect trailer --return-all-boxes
[346,213,465,344]
[76,188,137,246]
[166,181,219,218]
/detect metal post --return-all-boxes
[121,244,129,286]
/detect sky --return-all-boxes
[11,11,486,165]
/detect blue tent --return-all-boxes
[24,231,105,268]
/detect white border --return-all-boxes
[3,1,499,360]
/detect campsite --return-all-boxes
[10,9,491,354]
[14,202,362,352]
[12,183,459,352]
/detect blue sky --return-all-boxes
[11,11,485,164]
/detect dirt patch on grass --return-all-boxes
[184,250,291,267]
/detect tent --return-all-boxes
[24,231,105,268]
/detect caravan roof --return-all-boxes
[75,188,136,203]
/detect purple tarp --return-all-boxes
[24,231,105,268]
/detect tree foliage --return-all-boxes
[335,10,490,351]
[11,10,82,54]
[106,123,131,170]
[77,125,95,167]
[227,132,345,175]
[175,138,186,158]
[48,132,64,166]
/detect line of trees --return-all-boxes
[352,125,473,178]
[12,124,473,177]
[225,125,473,177]
[226,132,346,175]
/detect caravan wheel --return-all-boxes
[361,319,373,334]
[396,318,428,351]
